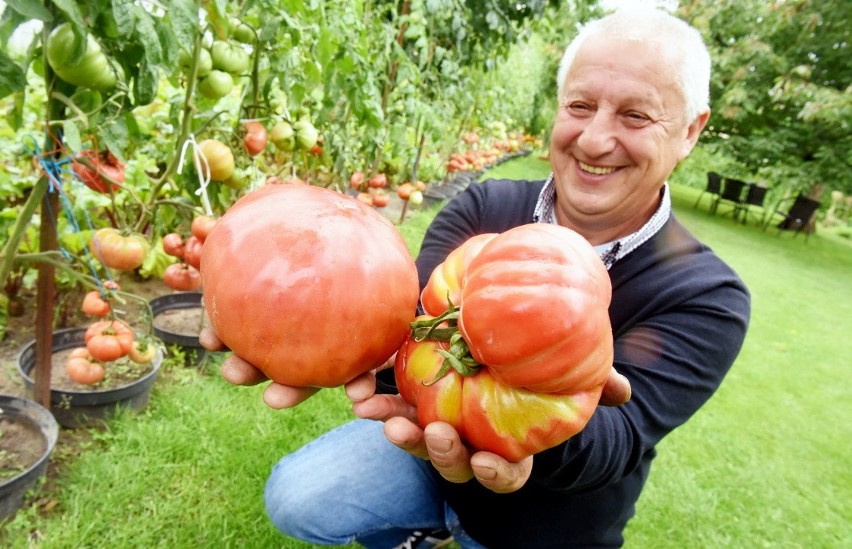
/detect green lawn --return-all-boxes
[2,158,850,548]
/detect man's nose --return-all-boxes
[576,111,618,157]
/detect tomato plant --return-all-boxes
[395,224,616,461]
[66,347,106,385]
[90,228,151,271]
[84,319,135,362]
[201,184,419,387]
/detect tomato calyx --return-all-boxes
[410,303,481,384]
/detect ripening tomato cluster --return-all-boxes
[348,171,426,209]
[71,282,157,386]
[161,215,218,291]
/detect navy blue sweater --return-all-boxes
[406,179,750,548]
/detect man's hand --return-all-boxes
[199,326,319,408]
[384,418,533,493]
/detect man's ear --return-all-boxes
[680,109,711,160]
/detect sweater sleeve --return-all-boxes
[530,223,751,491]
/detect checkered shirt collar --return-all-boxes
[532,173,671,269]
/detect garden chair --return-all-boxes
[736,183,769,225]
[711,177,748,218]
[693,171,723,210]
[763,193,822,241]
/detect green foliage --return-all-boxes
[681,0,852,196]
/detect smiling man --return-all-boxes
[203,7,750,548]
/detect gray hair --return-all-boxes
[556,7,711,122]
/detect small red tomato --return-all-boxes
[81,290,111,317]
[243,120,267,156]
[191,215,217,242]
[372,192,389,208]
[396,183,415,200]
[66,347,105,385]
[183,236,203,269]
[162,233,186,258]
[368,173,387,188]
[349,171,365,189]
[163,262,202,291]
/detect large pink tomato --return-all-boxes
[200,184,420,388]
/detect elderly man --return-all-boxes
[202,7,750,548]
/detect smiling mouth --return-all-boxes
[579,161,617,175]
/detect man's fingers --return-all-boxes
[424,422,474,484]
[600,368,631,406]
[470,452,533,494]
[384,416,429,459]
[198,326,227,352]
[220,355,268,386]
[263,383,320,409]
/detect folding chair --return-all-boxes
[763,193,821,241]
[694,171,723,210]
[711,177,748,218]
[736,183,769,225]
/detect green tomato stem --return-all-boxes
[409,304,482,384]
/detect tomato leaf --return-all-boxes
[133,56,159,106]
[62,119,81,152]
[0,50,26,99]
[166,0,200,50]
[111,0,136,38]
[4,0,53,22]
[50,0,86,33]
[132,10,163,65]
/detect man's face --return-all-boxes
[549,35,708,243]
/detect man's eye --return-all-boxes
[623,112,650,126]
[566,103,592,114]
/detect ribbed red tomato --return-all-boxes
[90,228,150,271]
[200,184,420,388]
[396,224,616,461]
[84,319,135,362]
[66,347,105,385]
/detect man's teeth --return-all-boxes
[579,162,616,175]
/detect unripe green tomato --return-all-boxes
[180,48,213,77]
[270,121,296,151]
[231,21,256,45]
[210,40,250,75]
[46,23,118,91]
[224,167,252,190]
[198,70,234,99]
[408,190,424,206]
[293,120,319,150]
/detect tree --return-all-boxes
[680,0,852,196]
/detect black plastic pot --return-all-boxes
[0,394,59,522]
[149,292,206,365]
[16,327,162,429]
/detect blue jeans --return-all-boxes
[264,419,488,548]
